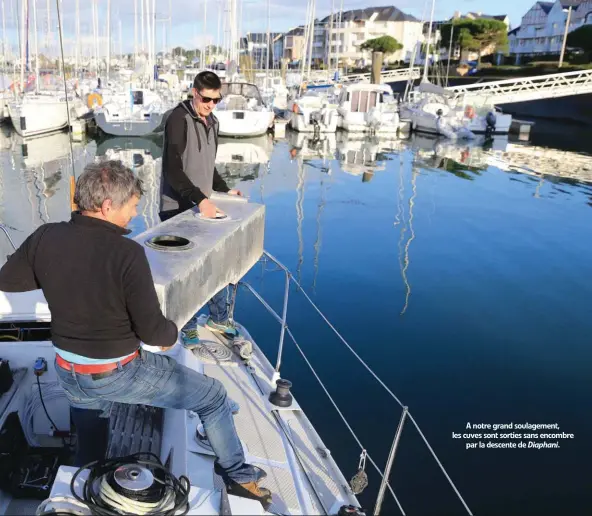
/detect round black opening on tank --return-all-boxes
[145,235,194,251]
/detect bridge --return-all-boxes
[341,67,421,84]
[448,69,592,104]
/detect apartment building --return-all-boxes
[321,6,423,67]
[508,0,590,60]
[273,22,327,67]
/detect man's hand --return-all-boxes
[199,198,220,218]
[228,189,242,197]
[159,345,174,351]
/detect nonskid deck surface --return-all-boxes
[187,319,351,515]
[0,324,355,515]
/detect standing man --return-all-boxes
[0,161,272,509]
[161,70,240,337]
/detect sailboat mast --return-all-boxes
[300,0,310,81]
[19,0,26,93]
[106,0,110,78]
[140,0,144,55]
[202,0,207,69]
[338,0,343,72]
[119,19,122,62]
[422,0,435,82]
[91,0,96,77]
[45,0,48,47]
[307,0,315,78]
[328,0,334,73]
[152,0,156,87]
[32,0,38,92]
[216,0,220,61]
[1,0,6,89]
[134,0,137,64]
[265,0,269,78]
[74,0,79,75]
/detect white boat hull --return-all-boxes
[7,96,69,137]
[94,111,166,137]
[466,112,512,134]
[216,110,274,137]
[338,113,400,134]
[290,111,338,133]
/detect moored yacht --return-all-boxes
[215,83,275,137]
[336,83,400,134]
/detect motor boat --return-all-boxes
[289,92,339,134]
[336,83,400,134]
[215,83,275,138]
[94,88,175,137]
[401,82,512,140]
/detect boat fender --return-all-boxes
[87,92,103,109]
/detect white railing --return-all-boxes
[341,67,421,84]
[448,69,592,104]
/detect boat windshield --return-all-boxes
[221,83,263,104]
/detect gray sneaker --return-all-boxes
[206,317,239,337]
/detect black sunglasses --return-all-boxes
[196,91,222,105]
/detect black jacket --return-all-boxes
[161,100,230,213]
[0,213,178,358]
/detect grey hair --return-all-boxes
[74,160,144,211]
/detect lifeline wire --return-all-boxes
[252,251,473,515]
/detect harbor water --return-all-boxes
[0,124,590,515]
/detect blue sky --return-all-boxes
[2,0,533,55]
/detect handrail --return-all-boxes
[341,67,421,84]
[238,250,473,515]
[448,69,592,104]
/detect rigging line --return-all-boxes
[55,0,76,183]
[241,268,472,515]
[407,412,473,515]
[257,255,472,514]
[282,277,403,410]
[400,167,418,316]
[285,326,406,516]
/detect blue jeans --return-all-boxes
[208,288,229,323]
[55,349,257,484]
[160,210,228,323]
